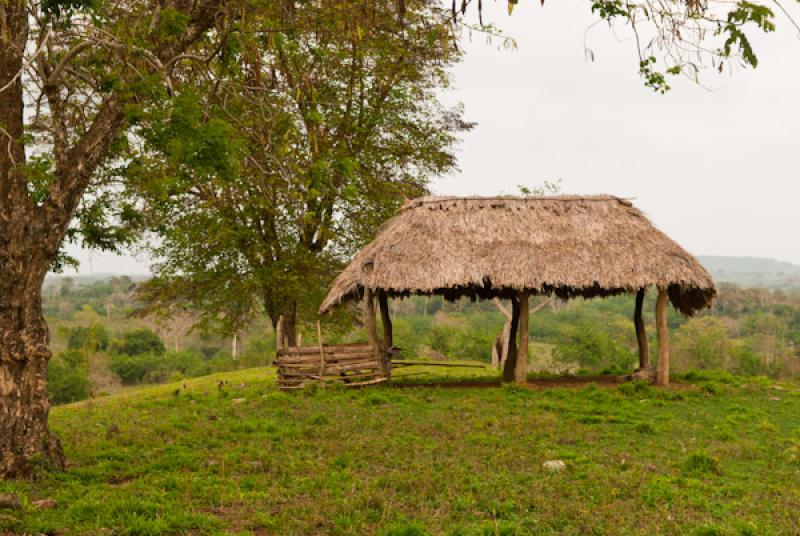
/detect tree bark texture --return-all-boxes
[0,2,65,478]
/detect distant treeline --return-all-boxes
[44,276,800,404]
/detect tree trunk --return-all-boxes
[655,287,670,387]
[515,291,529,384]
[0,2,65,479]
[268,301,298,351]
[634,288,650,369]
[502,297,520,382]
[0,279,65,479]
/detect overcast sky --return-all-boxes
[64,2,800,274]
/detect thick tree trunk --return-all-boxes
[634,288,650,369]
[267,291,299,351]
[0,2,64,479]
[0,279,65,478]
[501,297,520,382]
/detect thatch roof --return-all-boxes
[320,195,716,315]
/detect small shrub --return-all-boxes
[48,355,91,404]
[110,328,165,357]
[67,324,110,352]
[110,353,166,384]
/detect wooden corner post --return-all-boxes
[634,288,649,369]
[378,289,392,350]
[515,291,529,384]
[501,296,520,383]
[364,288,389,378]
[655,287,670,386]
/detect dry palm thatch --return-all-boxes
[320,195,715,315]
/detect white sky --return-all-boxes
[64,2,800,274]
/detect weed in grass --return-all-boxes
[683,451,723,476]
[617,381,653,397]
[364,392,391,405]
[692,524,724,536]
[381,521,430,536]
[308,413,330,425]
[634,421,656,434]
[700,381,725,395]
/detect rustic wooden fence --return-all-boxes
[275,343,388,390]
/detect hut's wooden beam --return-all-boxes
[634,288,650,369]
[378,290,392,349]
[655,287,669,386]
[363,288,384,373]
[502,296,520,382]
[515,291,529,384]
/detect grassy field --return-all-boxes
[2,366,800,535]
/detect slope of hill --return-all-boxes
[1,367,799,534]
[698,256,800,288]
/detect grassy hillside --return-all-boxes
[2,367,800,535]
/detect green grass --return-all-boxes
[2,365,800,534]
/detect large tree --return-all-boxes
[130,0,469,345]
[0,0,235,478]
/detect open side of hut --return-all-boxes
[308,195,716,388]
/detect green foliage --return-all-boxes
[125,1,469,339]
[67,324,110,353]
[722,2,775,67]
[110,328,165,357]
[110,353,166,384]
[47,352,91,404]
[553,321,636,373]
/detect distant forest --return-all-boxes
[699,256,800,289]
[44,259,800,405]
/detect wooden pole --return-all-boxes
[655,287,669,386]
[502,296,520,382]
[364,288,387,377]
[634,288,650,369]
[316,320,325,377]
[378,290,392,350]
[515,291,529,384]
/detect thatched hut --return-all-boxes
[317,195,716,386]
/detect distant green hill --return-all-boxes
[698,256,800,289]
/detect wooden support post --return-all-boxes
[502,296,520,383]
[316,320,325,377]
[378,290,392,350]
[634,288,650,369]
[516,291,529,384]
[364,288,389,378]
[655,287,670,387]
